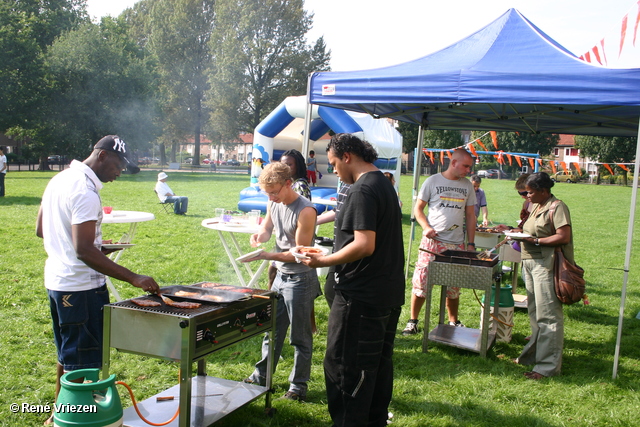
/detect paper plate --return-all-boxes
[290,246,328,259]
[102,243,135,249]
[503,231,531,239]
[235,249,264,262]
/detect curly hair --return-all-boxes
[258,162,292,187]
[525,172,554,192]
[281,149,307,180]
[470,175,481,184]
[326,133,378,163]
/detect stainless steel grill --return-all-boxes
[423,250,503,357]
[102,283,276,427]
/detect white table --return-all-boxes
[201,218,268,288]
[311,197,337,207]
[102,210,155,301]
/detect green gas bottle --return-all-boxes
[54,369,123,427]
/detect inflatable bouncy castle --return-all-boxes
[239,96,402,213]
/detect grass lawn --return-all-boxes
[1,170,640,426]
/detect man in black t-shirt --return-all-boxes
[304,133,404,427]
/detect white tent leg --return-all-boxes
[613,118,640,379]
[405,126,424,279]
[302,76,313,157]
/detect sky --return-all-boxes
[86,0,639,70]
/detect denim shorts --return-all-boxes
[48,284,110,371]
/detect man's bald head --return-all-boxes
[446,148,473,180]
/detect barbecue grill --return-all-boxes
[422,250,503,357]
[102,282,276,427]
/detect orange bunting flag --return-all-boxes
[618,163,630,171]
[620,14,628,58]
[572,162,581,173]
[604,163,614,175]
[476,139,488,151]
[506,153,513,165]
[550,162,557,174]
[560,161,569,174]
[440,151,444,165]
[446,150,452,160]
[515,156,522,167]
[428,151,435,164]
[537,159,543,167]
[490,131,498,149]
[592,46,603,65]
[467,143,477,157]
[584,51,592,63]
[528,158,535,170]
[600,38,608,65]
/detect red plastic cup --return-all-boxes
[103,206,113,214]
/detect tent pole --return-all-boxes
[405,125,424,279]
[302,74,313,157]
[612,118,640,379]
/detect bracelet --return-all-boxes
[535,238,540,246]
[468,242,476,247]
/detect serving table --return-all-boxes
[201,219,267,288]
[422,250,502,357]
[102,210,155,301]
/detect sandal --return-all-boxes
[524,371,546,380]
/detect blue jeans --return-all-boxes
[165,196,188,214]
[48,284,110,371]
[249,269,317,396]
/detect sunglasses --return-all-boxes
[518,191,528,196]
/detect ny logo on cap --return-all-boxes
[112,137,126,153]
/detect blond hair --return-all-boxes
[259,162,291,186]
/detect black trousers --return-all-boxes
[0,172,4,196]
[324,291,401,427]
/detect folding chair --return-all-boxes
[154,190,172,214]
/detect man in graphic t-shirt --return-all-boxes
[402,148,476,335]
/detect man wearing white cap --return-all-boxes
[155,172,188,215]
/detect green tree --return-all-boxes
[40,19,159,163]
[575,135,637,184]
[146,0,215,166]
[0,0,86,132]
[209,0,331,141]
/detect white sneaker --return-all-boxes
[449,320,465,327]
[402,320,419,335]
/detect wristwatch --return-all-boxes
[534,238,540,246]
[468,242,476,247]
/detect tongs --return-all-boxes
[476,237,510,260]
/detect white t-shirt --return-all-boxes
[155,181,173,202]
[0,154,6,174]
[41,160,105,291]
[417,173,476,245]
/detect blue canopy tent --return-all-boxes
[306,8,640,378]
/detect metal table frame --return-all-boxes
[201,219,268,288]
[422,260,501,357]
[102,211,155,301]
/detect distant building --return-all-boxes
[553,134,597,177]
[181,133,253,163]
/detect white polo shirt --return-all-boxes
[41,160,105,291]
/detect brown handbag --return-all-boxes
[548,201,587,305]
